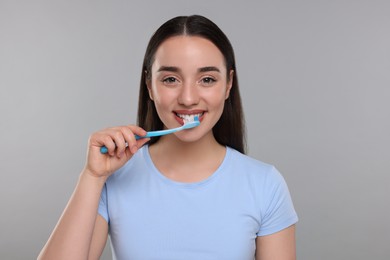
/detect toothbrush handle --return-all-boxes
[100,126,187,154]
[100,146,109,154]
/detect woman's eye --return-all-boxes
[201,77,216,85]
[162,77,178,84]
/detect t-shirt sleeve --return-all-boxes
[257,166,298,236]
[98,183,110,223]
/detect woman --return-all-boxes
[39,15,298,260]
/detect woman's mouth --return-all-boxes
[175,112,204,124]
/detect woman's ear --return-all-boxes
[225,70,234,100]
[145,71,154,101]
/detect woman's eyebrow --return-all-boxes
[156,66,220,73]
[198,66,220,73]
[157,66,180,72]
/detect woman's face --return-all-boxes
[147,36,232,143]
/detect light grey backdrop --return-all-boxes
[1,0,389,259]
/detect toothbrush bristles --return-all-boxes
[183,115,199,124]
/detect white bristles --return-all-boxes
[177,113,202,124]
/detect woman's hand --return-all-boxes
[83,125,150,179]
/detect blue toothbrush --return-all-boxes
[100,116,200,154]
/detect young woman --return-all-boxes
[39,15,298,260]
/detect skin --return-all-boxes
[256,225,296,260]
[38,36,296,259]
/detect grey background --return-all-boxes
[1,0,389,259]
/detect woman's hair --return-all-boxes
[137,15,246,154]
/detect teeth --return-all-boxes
[176,113,202,123]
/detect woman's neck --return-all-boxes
[148,133,226,183]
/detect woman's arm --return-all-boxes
[38,125,150,260]
[255,225,296,260]
[38,172,108,260]
[88,214,110,260]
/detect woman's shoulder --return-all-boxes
[227,147,274,171]
[226,147,284,182]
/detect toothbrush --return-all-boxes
[100,116,200,154]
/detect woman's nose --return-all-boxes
[177,82,200,106]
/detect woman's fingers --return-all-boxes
[85,125,150,178]
[121,125,147,154]
[100,133,119,156]
[111,130,127,158]
[92,125,148,157]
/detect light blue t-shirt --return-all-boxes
[98,145,298,260]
